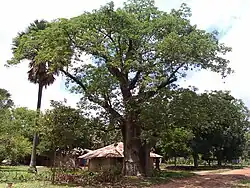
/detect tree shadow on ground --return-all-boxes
[166,165,245,171]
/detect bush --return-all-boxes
[95,167,122,183]
[53,166,122,186]
[54,170,97,185]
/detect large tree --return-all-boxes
[9,1,231,176]
[8,20,58,172]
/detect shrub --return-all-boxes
[95,167,122,183]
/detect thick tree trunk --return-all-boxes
[29,83,43,172]
[193,153,199,168]
[122,120,141,176]
[139,142,152,176]
[174,156,177,167]
[122,114,152,176]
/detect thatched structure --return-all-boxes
[78,142,162,171]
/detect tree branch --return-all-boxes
[138,62,185,102]
[102,92,124,123]
[100,126,120,133]
[129,71,141,90]
[62,29,128,121]
[107,65,127,84]
[96,28,119,54]
[125,39,133,63]
[60,69,87,91]
[60,69,125,125]
[64,28,127,86]
[63,28,109,61]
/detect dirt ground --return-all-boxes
[152,167,250,188]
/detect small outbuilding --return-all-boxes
[78,142,162,172]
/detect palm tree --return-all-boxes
[11,20,58,172]
[28,62,58,172]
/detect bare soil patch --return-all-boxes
[152,167,250,188]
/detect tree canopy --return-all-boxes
[8,0,233,176]
[158,89,250,167]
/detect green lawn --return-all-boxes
[0,166,53,187]
[0,166,194,187]
[234,179,250,188]
[0,181,71,188]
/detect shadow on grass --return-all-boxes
[165,165,245,171]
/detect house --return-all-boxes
[78,142,162,172]
[55,148,92,168]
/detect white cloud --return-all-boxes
[1,0,250,110]
[178,0,250,106]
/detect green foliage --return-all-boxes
[140,86,250,166]
[0,135,31,163]
[38,100,92,155]
[95,167,122,183]
[0,90,35,163]
[9,107,36,139]
[242,131,250,161]
[158,127,193,159]
[163,89,250,165]
[0,88,14,109]
[8,20,58,87]
[0,166,51,183]
[8,0,231,119]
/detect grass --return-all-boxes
[165,164,245,171]
[0,165,53,187]
[139,170,194,186]
[0,181,71,187]
[105,170,195,188]
[0,166,51,183]
[0,165,195,187]
[234,179,250,187]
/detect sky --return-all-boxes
[0,0,249,110]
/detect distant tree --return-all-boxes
[168,89,249,167]
[206,91,249,165]
[158,127,193,166]
[10,107,36,140]
[242,131,250,161]
[39,101,91,162]
[0,92,34,163]
[0,88,14,109]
